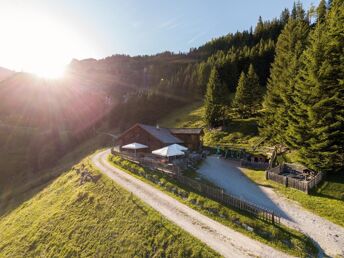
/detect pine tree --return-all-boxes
[316,0,327,23]
[233,65,261,117]
[233,72,249,117]
[287,0,344,172]
[247,64,261,103]
[204,67,229,127]
[260,6,309,143]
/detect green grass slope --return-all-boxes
[159,101,261,150]
[0,157,218,257]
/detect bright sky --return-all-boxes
[0,0,318,78]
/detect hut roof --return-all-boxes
[138,124,183,144]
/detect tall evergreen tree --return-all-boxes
[233,72,249,117]
[316,0,327,23]
[260,6,309,143]
[204,67,229,127]
[247,64,261,101]
[287,0,344,172]
[233,65,261,117]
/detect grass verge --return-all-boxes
[107,154,318,257]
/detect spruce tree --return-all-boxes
[233,65,260,117]
[316,0,327,23]
[204,67,229,127]
[287,0,344,172]
[260,6,309,143]
[233,72,249,117]
[247,64,261,104]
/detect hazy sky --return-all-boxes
[0,0,318,74]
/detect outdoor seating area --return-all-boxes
[112,123,205,174]
[113,141,204,174]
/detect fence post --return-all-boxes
[221,189,224,201]
[272,212,275,225]
[265,170,269,180]
[305,183,309,194]
[285,177,288,187]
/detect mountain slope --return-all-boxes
[0,157,218,257]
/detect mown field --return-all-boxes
[0,157,218,257]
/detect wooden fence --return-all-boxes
[266,165,324,194]
[111,149,280,224]
[266,172,285,185]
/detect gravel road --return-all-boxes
[92,149,292,258]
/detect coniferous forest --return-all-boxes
[105,0,343,174]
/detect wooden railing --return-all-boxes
[111,149,280,224]
[180,174,279,223]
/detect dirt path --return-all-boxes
[197,156,344,257]
[92,150,292,258]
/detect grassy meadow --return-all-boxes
[0,157,218,257]
[159,101,262,150]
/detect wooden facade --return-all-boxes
[115,124,203,152]
[170,129,203,150]
[116,125,164,152]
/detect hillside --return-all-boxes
[159,101,261,150]
[0,157,218,257]
[0,11,285,198]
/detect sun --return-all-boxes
[0,7,95,79]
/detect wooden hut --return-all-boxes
[115,123,203,152]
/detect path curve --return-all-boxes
[197,156,344,257]
[92,149,292,258]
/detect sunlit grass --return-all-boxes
[0,158,218,257]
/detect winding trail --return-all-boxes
[92,149,292,258]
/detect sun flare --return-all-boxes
[0,7,95,79]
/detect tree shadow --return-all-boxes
[197,156,292,221]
